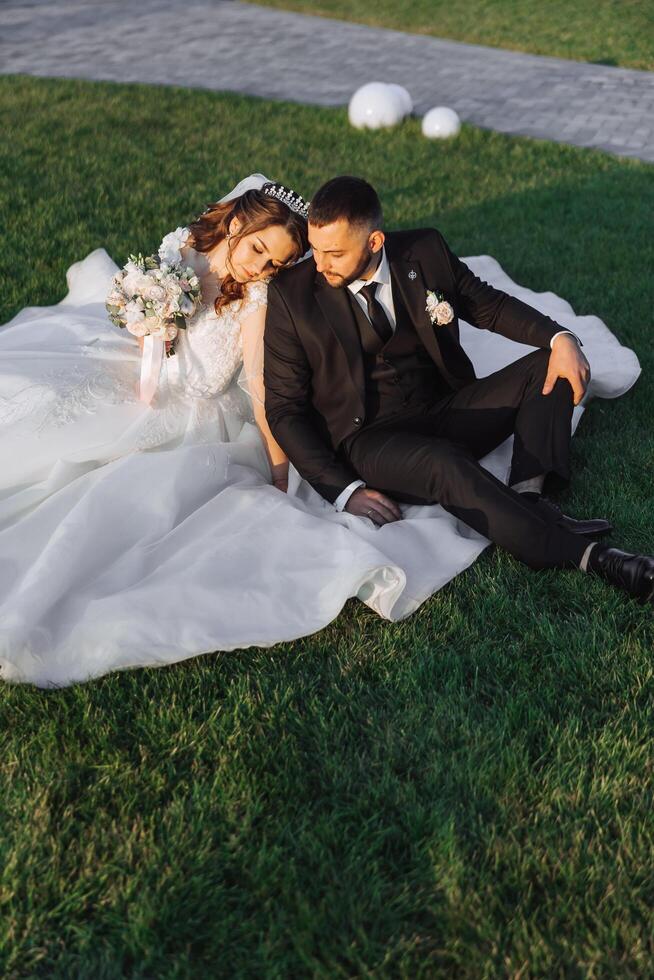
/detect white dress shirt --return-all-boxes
[332,248,581,513]
[348,246,396,331]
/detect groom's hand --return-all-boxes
[543,334,590,405]
[345,487,402,525]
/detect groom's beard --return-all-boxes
[321,247,379,289]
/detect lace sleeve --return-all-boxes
[240,280,268,320]
[236,281,268,408]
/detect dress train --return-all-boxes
[0,249,640,686]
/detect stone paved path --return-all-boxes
[2,0,653,162]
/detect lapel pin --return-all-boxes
[408,269,417,280]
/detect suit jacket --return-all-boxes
[263,227,563,504]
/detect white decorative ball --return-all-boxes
[348,82,406,130]
[421,106,461,139]
[386,84,413,117]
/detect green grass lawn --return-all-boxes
[250,0,654,71]
[1,74,654,978]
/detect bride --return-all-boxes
[0,175,307,511]
[0,174,641,687]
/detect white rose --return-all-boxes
[149,322,177,341]
[145,301,162,321]
[124,299,145,329]
[434,301,454,325]
[121,274,139,297]
[148,321,167,339]
[120,259,144,293]
[142,283,166,301]
[123,272,152,298]
[125,297,144,316]
[106,288,125,308]
[126,319,148,338]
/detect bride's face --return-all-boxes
[226,220,297,283]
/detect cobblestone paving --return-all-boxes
[2,0,653,162]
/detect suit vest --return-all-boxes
[347,288,452,424]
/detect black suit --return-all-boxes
[264,228,587,570]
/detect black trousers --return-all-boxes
[342,349,588,570]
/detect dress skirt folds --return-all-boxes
[0,248,640,686]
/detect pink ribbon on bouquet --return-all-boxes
[139,334,164,405]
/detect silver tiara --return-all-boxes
[262,182,309,219]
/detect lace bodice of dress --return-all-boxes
[165,245,268,400]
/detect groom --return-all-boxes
[263,176,654,601]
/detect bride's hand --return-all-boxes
[136,335,173,354]
[271,462,289,493]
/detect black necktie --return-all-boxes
[359,282,394,345]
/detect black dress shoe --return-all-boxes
[536,496,613,537]
[588,546,654,603]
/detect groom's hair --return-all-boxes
[308,176,383,232]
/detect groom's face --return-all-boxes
[308,219,384,288]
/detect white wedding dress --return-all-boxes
[0,243,641,687]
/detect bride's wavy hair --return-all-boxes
[188,187,308,312]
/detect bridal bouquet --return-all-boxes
[106,227,202,403]
[106,228,201,353]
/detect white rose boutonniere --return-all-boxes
[426,289,454,326]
